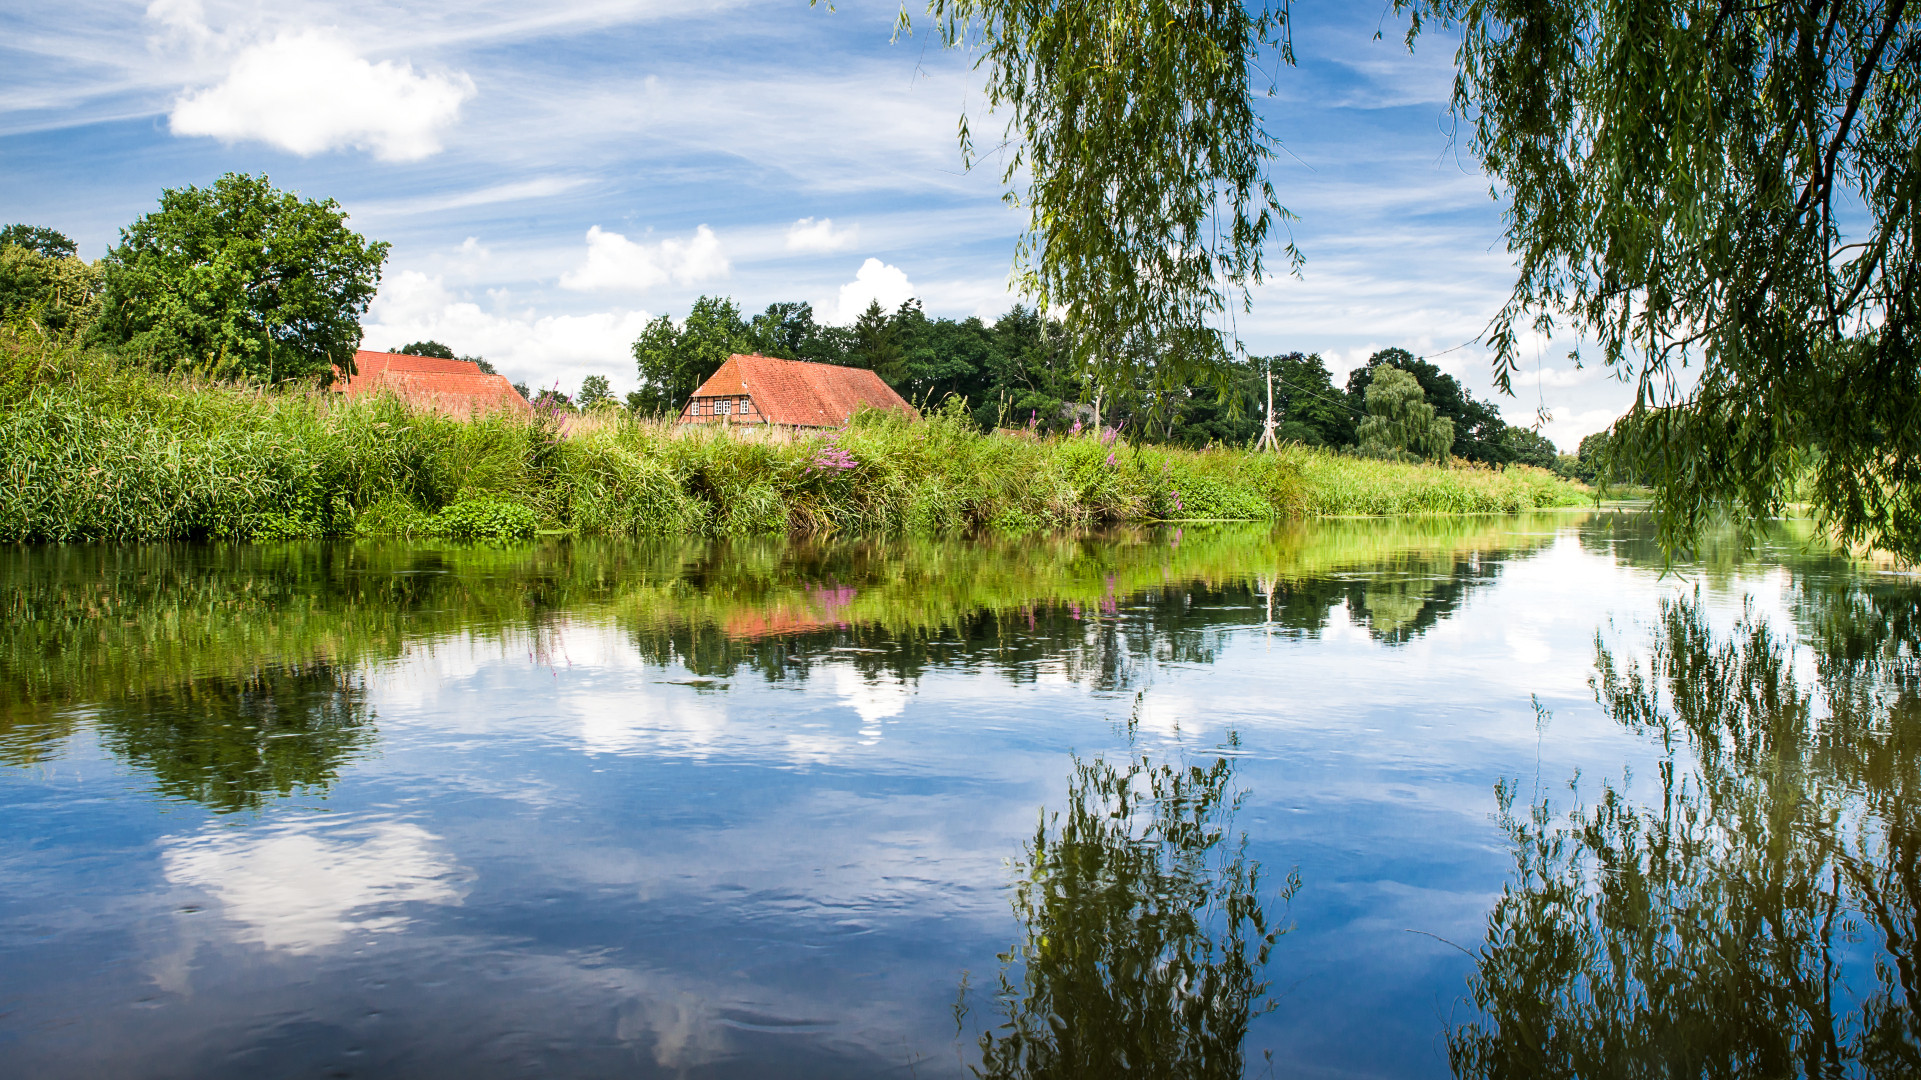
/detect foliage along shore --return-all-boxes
[0,336,1585,544]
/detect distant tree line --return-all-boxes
[630,294,1571,463]
[0,174,1587,467]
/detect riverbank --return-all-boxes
[0,339,1585,542]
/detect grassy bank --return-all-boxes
[0,336,1584,543]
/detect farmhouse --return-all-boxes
[679,353,916,429]
[334,350,531,417]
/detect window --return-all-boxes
[719,399,734,415]
[739,397,751,414]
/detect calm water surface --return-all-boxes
[3,512,1917,1078]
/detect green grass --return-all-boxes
[0,334,1586,543]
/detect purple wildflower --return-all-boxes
[1105,452,1117,467]
[811,445,858,472]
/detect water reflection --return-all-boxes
[1,517,1569,804]
[962,738,1297,1078]
[163,817,465,953]
[1450,583,1921,1077]
[95,664,374,812]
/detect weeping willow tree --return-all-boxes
[1450,587,1921,1078]
[960,745,1297,1078]
[905,0,1920,554]
[1420,1,1921,557]
[1357,364,1455,463]
[913,0,1299,426]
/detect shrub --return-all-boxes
[429,499,538,539]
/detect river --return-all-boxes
[3,511,1916,1077]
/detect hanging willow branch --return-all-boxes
[914,0,1300,420]
[1411,0,1921,558]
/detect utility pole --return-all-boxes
[1255,360,1280,451]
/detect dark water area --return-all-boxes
[3,512,1918,1078]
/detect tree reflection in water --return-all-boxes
[962,738,1297,1078]
[94,663,373,813]
[1451,587,1921,1078]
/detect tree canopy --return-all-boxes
[395,340,456,359]
[0,225,79,260]
[1357,364,1453,462]
[921,0,1296,422]
[1415,0,1921,558]
[93,173,388,384]
[395,339,498,375]
[917,0,1921,553]
[0,241,100,337]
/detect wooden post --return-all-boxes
[1255,362,1280,451]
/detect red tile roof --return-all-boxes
[680,354,915,428]
[335,350,531,417]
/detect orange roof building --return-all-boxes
[334,350,531,417]
[678,354,916,429]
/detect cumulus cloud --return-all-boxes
[362,269,653,393]
[560,224,729,292]
[168,28,474,161]
[784,216,858,253]
[831,257,916,324]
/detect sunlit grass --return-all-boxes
[0,335,1585,542]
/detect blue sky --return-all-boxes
[2,0,1636,447]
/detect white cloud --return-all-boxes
[168,28,474,161]
[163,819,465,953]
[145,0,217,49]
[784,216,858,253]
[831,257,916,324]
[559,224,729,293]
[363,269,652,393]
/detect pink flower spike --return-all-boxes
[1105,452,1116,467]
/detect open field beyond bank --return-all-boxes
[0,343,1586,543]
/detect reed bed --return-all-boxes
[0,338,1585,542]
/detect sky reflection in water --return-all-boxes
[2,512,1915,1078]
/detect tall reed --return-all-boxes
[0,338,1586,543]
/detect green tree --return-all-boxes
[577,374,613,411]
[395,340,456,359]
[1497,426,1558,470]
[92,173,387,383]
[749,300,849,365]
[629,295,751,415]
[1357,364,1452,462]
[0,224,79,260]
[0,244,101,336]
[1345,348,1508,461]
[915,0,1921,551]
[921,0,1295,422]
[850,299,906,385]
[1264,351,1349,446]
[1410,0,1921,557]
[1164,357,1263,447]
